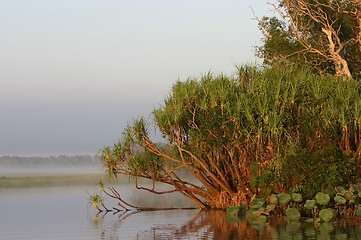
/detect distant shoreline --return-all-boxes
[0,173,110,188]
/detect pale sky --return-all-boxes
[0,0,271,156]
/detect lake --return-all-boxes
[1,165,361,239]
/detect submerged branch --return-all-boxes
[102,186,198,211]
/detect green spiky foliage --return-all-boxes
[101,66,361,209]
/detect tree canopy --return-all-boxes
[256,0,361,79]
[100,66,361,209]
[97,1,361,211]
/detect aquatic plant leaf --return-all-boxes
[323,185,336,197]
[266,203,276,212]
[319,208,333,222]
[292,193,302,202]
[251,198,265,210]
[252,209,264,217]
[258,215,267,223]
[278,193,292,205]
[286,222,301,234]
[226,206,241,216]
[246,210,256,221]
[286,207,300,221]
[344,191,352,201]
[304,199,316,210]
[352,184,360,193]
[336,186,347,195]
[269,194,278,204]
[315,192,330,205]
[334,195,346,205]
[348,196,356,204]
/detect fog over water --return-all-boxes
[0,155,102,177]
[0,0,270,156]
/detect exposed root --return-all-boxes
[101,186,199,212]
[210,191,249,209]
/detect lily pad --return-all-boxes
[286,207,300,221]
[252,209,264,217]
[319,208,333,222]
[353,184,361,193]
[258,215,267,223]
[348,195,356,204]
[323,185,336,197]
[246,210,256,222]
[251,198,265,210]
[336,186,347,195]
[292,193,302,202]
[334,195,346,205]
[344,191,352,201]
[315,192,330,205]
[266,203,276,212]
[278,193,292,205]
[304,199,316,210]
[269,194,278,204]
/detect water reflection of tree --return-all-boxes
[161,210,273,240]
[91,210,361,240]
[92,210,276,240]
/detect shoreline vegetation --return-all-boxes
[96,65,361,224]
[93,0,361,226]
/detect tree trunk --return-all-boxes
[322,27,352,78]
[335,55,352,78]
[356,4,361,52]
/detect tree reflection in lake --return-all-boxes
[91,209,361,240]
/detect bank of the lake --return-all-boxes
[1,183,361,240]
[1,159,360,239]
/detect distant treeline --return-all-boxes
[0,155,101,167]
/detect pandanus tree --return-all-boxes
[102,68,268,209]
[100,66,361,210]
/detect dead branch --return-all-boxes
[265,0,358,77]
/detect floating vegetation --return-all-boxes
[224,183,361,225]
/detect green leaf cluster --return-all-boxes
[100,65,361,209]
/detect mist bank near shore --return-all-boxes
[0,174,107,188]
[0,155,101,167]
[0,155,103,178]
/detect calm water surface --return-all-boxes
[1,170,361,239]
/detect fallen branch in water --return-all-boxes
[99,186,198,212]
